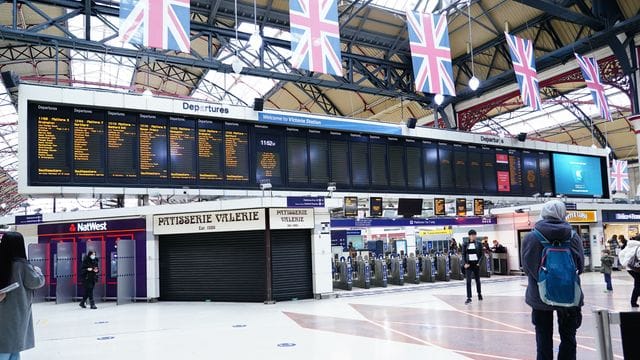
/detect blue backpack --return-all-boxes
[532,229,582,307]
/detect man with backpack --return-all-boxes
[522,200,584,360]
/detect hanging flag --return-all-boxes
[610,159,630,193]
[505,33,541,111]
[289,0,343,76]
[405,10,455,96]
[574,54,612,121]
[119,0,191,53]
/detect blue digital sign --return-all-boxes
[552,153,604,197]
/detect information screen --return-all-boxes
[509,150,523,194]
[388,141,406,188]
[439,144,453,189]
[169,117,196,181]
[255,131,282,185]
[224,123,249,182]
[309,135,329,184]
[423,143,439,190]
[73,108,105,180]
[350,136,369,187]
[107,111,137,180]
[35,104,72,179]
[330,135,349,185]
[522,152,539,195]
[139,114,168,180]
[552,153,604,197]
[539,153,553,194]
[453,146,468,190]
[468,148,483,191]
[287,134,308,184]
[198,119,223,182]
[482,149,497,193]
[496,152,510,192]
[370,138,388,187]
[405,141,422,189]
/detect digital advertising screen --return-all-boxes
[456,198,467,216]
[474,199,485,216]
[344,196,358,217]
[370,197,383,217]
[552,153,604,197]
[434,198,446,216]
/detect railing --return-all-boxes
[593,309,640,359]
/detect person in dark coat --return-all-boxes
[80,251,99,309]
[462,229,483,305]
[522,200,584,360]
[0,231,45,359]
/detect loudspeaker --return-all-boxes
[517,132,527,142]
[253,98,264,111]
[1,71,19,89]
[406,118,417,129]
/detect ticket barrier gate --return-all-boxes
[333,257,353,291]
[371,256,388,287]
[353,256,371,289]
[406,255,420,284]
[387,255,404,286]
[435,254,450,282]
[449,254,464,280]
[479,253,492,278]
[419,255,436,283]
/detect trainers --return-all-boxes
[465,298,472,305]
[90,305,98,310]
[632,303,639,308]
[478,295,483,301]
[79,303,86,309]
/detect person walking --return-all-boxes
[618,236,640,308]
[600,249,614,292]
[79,251,99,310]
[522,200,584,360]
[462,229,483,305]
[0,231,45,360]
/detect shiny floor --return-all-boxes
[24,272,636,360]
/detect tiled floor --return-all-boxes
[22,272,636,360]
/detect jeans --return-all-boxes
[531,308,582,360]
[604,273,613,291]
[81,281,95,306]
[465,264,481,299]
[629,271,640,305]
[0,353,20,360]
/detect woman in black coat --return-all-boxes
[80,251,99,309]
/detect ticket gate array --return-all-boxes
[370,256,388,288]
[332,257,353,291]
[353,256,371,289]
[449,253,464,280]
[387,255,404,286]
[480,252,492,278]
[406,255,420,284]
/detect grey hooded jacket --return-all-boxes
[0,259,45,353]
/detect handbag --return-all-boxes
[629,248,640,273]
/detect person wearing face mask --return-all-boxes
[79,251,99,309]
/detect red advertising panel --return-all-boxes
[497,171,511,192]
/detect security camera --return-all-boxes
[259,183,272,191]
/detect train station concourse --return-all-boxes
[1,0,640,359]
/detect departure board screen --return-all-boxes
[453,146,468,190]
[198,119,223,182]
[388,141,406,188]
[309,134,329,184]
[370,138,388,187]
[73,108,105,180]
[330,135,349,185]
[468,148,483,191]
[34,104,72,179]
[406,141,422,189]
[539,153,552,194]
[224,123,249,182]
[169,117,196,181]
[287,133,308,184]
[139,114,168,180]
[351,136,369,187]
[481,149,497,193]
[107,111,137,181]
[255,131,282,185]
[509,150,523,194]
[496,151,510,192]
[423,142,439,190]
[439,145,453,189]
[522,152,539,195]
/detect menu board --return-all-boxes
[388,141,406,188]
[169,117,196,181]
[287,134,308,183]
[198,119,223,182]
[351,136,369,187]
[434,198,446,216]
[107,111,137,180]
[309,135,329,184]
[423,142,439,189]
[406,142,422,189]
[255,131,282,185]
[35,104,71,179]
[370,138,388,186]
[139,114,168,180]
[224,123,249,182]
[73,108,105,179]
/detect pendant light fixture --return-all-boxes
[248,0,263,51]
[467,0,480,91]
[232,0,244,74]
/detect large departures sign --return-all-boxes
[27,101,608,198]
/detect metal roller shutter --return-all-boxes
[159,231,265,302]
[271,229,313,301]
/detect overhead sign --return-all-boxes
[259,112,402,135]
[419,229,453,236]
[456,198,467,216]
[269,208,315,230]
[370,197,383,217]
[331,216,497,228]
[473,199,485,216]
[602,210,640,223]
[344,196,358,217]
[566,210,597,223]
[286,196,325,208]
[15,214,43,225]
[434,198,446,216]
[153,208,266,235]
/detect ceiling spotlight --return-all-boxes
[434,94,444,105]
[469,75,480,91]
[249,31,263,51]
[142,88,153,96]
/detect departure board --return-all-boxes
[370,138,388,187]
[224,123,249,182]
[388,141,406,188]
[198,119,223,182]
[423,142,439,189]
[481,149,497,193]
[73,108,105,180]
[35,104,71,179]
[255,131,282,185]
[330,135,349,185]
[453,146,468,190]
[439,145,453,189]
[351,136,369,187]
[468,148,483,191]
[496,152,510,192]
[139,114,168,180]
[406,141,422,189]
[309,134,329,184]
[287,133,308,183]
[509,150,523,194]
[107,111,137,180]
[522,152,539,195]
[539,153,553,194]
[169,117,196,181]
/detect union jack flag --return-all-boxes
[406,11,455,96]
[575,53,612,121]
[119,0,191,53]
[610,159,629,193]
[505,33,541,111]
[289,0,343,76]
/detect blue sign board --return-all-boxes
[602,210,640,223]
[286,196,325,208]
[259,112,402,135]
[330,216,497,228]
[15,214,43,225]
[565,203,577,210]
[331,230,348,250]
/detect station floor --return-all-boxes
[23,272,636,360]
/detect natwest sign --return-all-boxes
[69,221,108,232]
